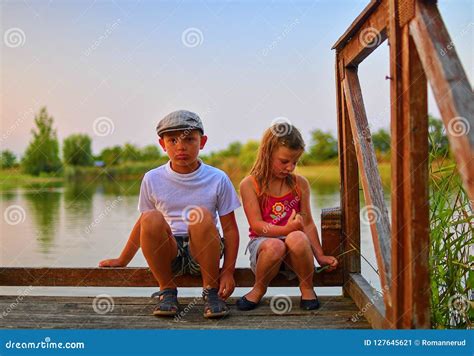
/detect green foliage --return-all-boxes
[429,115,450,157]
[62,134,94,166]
[372,128,391,153]
[307,129,338,162]
[21,107,62,176]
[99,145,123,166]
[121,143,142,162]
[429,137,473,329]
[139,144,161,162]
[0,150,17,169]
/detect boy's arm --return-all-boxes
[99,214,142,267]
[240,177,303,237]
[298,176,338,270]
[218,211,239,299]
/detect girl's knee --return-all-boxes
[259,239,286,259]
[285,231,310,252]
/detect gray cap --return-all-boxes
[156,110,204,137]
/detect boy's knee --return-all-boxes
[285,231,310,252]
[141,210,166,231]
[260,239,286,260]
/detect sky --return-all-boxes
[1,0,473,157]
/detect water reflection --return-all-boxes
[23,188,61,253]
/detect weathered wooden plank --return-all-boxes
[0,296,371,329]
[336,60,361,280]
[0,267,343,287]
[409,0,474,204]
[344,273,390,329]
[333,0,388,66]
[342,68,392,305]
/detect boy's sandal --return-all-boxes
[300,297,320,310]
[151,288,180,316]
[236,295,260,311]
[202,288,229,319]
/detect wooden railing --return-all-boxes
[333,0,473,329]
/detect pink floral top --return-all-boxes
[248,176,301,238]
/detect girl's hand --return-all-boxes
[285,209,304,233]
[99,258,127,267]
[316,255,338,272]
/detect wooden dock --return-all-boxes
[0,295,370,329]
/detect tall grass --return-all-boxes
[429,141,473,328]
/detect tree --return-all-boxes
[100,146,123,166]
[62,134,94,166]
[372,129,391,153]
[307,129,338,162]
[0,150,17,169]
[121,143,141,162]
[21,107,62,175]
[140,145,161,161]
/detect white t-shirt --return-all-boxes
[138,160,241,235]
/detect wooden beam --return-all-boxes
[344,273,390,329]
[333,0,388,66]
[321,207,344,284]
[336,56,361,282]
[389,0,430,329]
[0,267,343,287]
[410,0,474,204]
[343,68,392,307]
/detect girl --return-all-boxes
[237,123,338,311]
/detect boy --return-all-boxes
[99,110,241,318]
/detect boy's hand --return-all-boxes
[285,209,304,233]
[99,258,127,267]
[315,254,338,272]
[218,271,235,300]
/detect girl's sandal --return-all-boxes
[300,297,320,310]
[236,295,261,311]
[203,288,229,318]
[151,288,180,317]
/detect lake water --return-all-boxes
[0,179,389,297]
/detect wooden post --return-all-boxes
[336,55,361,297]
[388,0,430,328]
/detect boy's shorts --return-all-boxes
[246,236,297,280]
[171,234,225,276]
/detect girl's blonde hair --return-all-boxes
[250,123,305,198]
